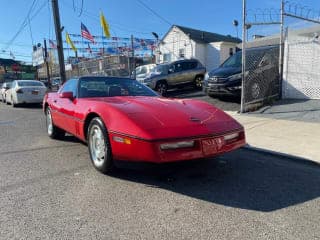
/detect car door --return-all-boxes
[53,79,78,135]
[167,62,184,86]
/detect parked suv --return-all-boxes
[203,45,279,100]
[139,59,206,95]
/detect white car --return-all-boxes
[0,82,12,103]
[6,80,47,107]
[135,64,156,83]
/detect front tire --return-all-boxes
[155,81,168,96]
[46,107,65,139]
[194,75,203,89]
[11,97,17,108]
[87,117,114,174]
[249,81,262,100]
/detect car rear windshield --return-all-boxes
[17,81,44,87]
[79,77,158,98]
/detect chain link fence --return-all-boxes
[283,33,320,99]
[242,45,280,111]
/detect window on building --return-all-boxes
[179,48,185,58]
[163,53,171,63]
[229,48,234,56]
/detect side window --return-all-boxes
[190,61,198,69]
[174,63,183,72]
[60,79,78,97]
[181,62,190,71]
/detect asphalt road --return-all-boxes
[0,102,320,240]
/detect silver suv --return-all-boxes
[139,59,206,95]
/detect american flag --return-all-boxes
[81,23,94,43]
[49,39,57,49]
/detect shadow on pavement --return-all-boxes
[251,99,320,123]
[112,148,320,212]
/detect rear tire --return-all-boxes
[46,107,65,139]
[87,117,114,174]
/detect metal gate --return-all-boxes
[242,46,280,111]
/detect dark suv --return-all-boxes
[203,45,279,100]
[139,59,206,95]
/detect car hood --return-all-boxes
[209,67,241,78]
[89,96,243,140]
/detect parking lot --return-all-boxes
[0,98,319,239]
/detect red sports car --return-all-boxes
[43,76,245,173]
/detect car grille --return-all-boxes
[208,77,228,83]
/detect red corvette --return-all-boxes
[43,76,245,173]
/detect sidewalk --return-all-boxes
[227,110,320,165]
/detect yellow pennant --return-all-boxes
[66,32,77,52]
[100,11,111,38]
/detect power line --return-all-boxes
[135,0,171,26]
[3,0,38,50]
[61,0,159,36]
[3,0,47,50]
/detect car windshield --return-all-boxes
[221,52,242,68]
[17,81,44,87]
[154,64,169,74]
[79,77,158,98]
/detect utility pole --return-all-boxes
[43,39,51,89]
[131,35,136,79]
[279,0,284,99]
[240,0,246,113]
[51,0,66,84]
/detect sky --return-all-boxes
[0,0,320,63]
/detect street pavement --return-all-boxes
[0,101,320,239]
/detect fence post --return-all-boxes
[240,0,247,113]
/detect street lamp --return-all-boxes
[151,32,159,63]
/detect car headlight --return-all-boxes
[228,73,242,81]
[204,73,209,81]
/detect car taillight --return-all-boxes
[16,89,23,94]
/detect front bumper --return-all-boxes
[203,80,241,96]
[109,130,246,163]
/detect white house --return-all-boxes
[157,25,241,71]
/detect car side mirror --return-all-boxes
[168,68,174,74]
[59,91,74,100]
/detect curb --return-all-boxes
[243,145,320,168]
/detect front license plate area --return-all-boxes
[202,137,225,155]
[32,90,39,95]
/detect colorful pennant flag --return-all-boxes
[100,11,111,38]
[66,32,77,52]
[81,23,95,43]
